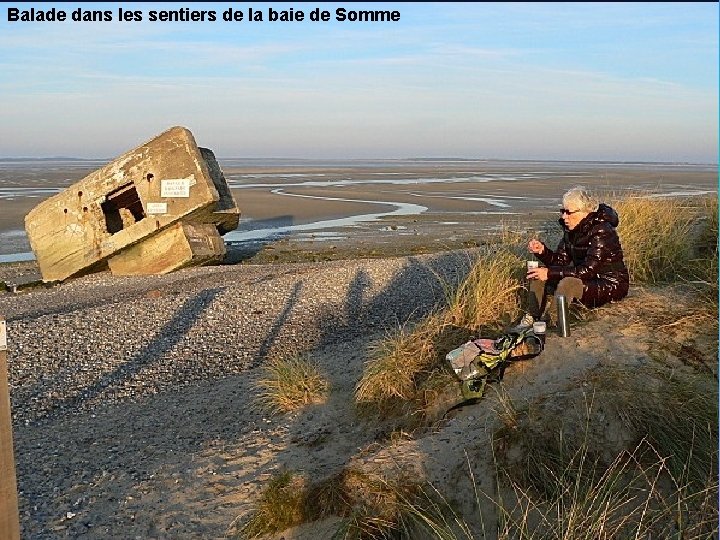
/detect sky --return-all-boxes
[0,2,717,162]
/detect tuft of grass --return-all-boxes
[442,249,524,332]
[254,356,329,414]
[589,367,718,487]
[488,384,519,432]
[239,468,439,540]
[332,469,424,539]
[355,249,523,421]
[355,317,471,418]
[239,470,308,539]
[614,194,716,284]
[356,317,441,405]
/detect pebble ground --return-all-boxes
[0,252,469,538]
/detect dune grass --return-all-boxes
[355,248,524,421]
[487,365,718,539]
[238,470,308,538]
[493,365,717,497]
[614,194,718,285]
[589,367,718,487]
[691,196,718,301]
[238,467,434,539]
[490,442,719,540]
[254,355,329,414]
[356,193,718,423]
[241,438,718,540]
[442,249,524,331]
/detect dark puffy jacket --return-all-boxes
[536,203,629,307]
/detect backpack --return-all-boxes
[446,328,543,399]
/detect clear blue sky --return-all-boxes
[1,2,717,162]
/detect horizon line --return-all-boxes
[0,156,717,166]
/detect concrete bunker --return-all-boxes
[25,126,241,282]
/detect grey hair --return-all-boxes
[562,186,598,213]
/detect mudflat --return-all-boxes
[0,159,716,261]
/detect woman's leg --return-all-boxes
[546,277,584,323]
[527,278,550,319]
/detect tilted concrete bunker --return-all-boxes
[25,126,240,282]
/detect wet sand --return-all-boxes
[0,159,716,259]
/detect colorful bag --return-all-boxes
[446,328,543,399]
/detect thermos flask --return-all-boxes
[556,295,570,337]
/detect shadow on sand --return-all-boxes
[13,249,480,538]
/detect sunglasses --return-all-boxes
[560,208,582,215]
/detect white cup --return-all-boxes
[527,260,539,271]
[533,321,546,334]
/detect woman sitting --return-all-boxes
[517,186,629,328]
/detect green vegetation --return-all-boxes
[254,355,329,414]
[239,468,433,539]
[487,371,718,539]
[239,471,308,538]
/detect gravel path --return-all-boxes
[1,252,471,538]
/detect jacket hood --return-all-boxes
[558,203,619,231]
[595,203,619,227]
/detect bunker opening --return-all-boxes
[101,182,146,234]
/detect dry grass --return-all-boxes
[589,367,718,487]
[690,196,718,301]
[331,470,425,539]
[485,364,718,539]
[355,316,442,405]
[442,249,524,331]
[238,467,436,540]
[614,194,717,284]
[490,442,719,540]
[243,194,718,538]
[494,366,717,497]
[355,319,468,422]
[238,470,308,538]
[488,384,519,432]
[303,443,719,540]
[354,192,716,423]
[356,448,719,540]
[355,249,523,420]
[254,355,329,414]
[593,284,718,367]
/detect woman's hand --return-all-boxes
[528,239,545,255]
[527,267,549,281]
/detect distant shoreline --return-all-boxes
[0,160,715,266]
[0,157,717,167]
